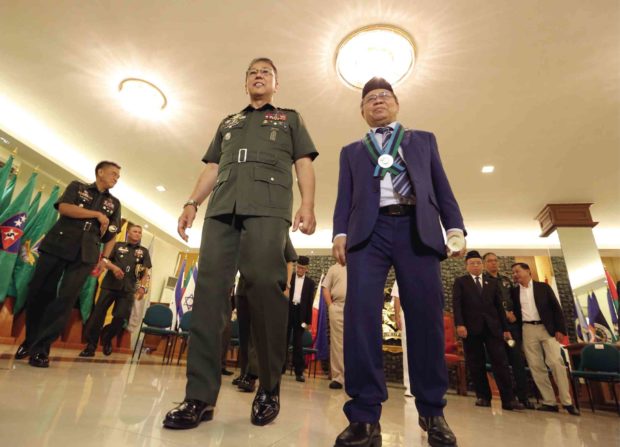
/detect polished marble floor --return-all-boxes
[0,346,618,447]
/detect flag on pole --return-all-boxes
[312,274,329,360]
[78,261,103,321]
[0,155,14,200]
[171,258,187,329]
[27,191,41,219]
[605,269,618,300]
[0,174,17,214]
[573,297,590,342]
[0,172,37,302]
[606,288,618,336]
[178,266,196,318]
[11,185,60,313]
[587,292,615,342]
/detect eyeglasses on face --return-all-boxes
[363,91,394,105]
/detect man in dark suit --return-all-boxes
[332,77,466,447]
[511,263,579,415]
[285,255,315,382]
[453,251,523,410]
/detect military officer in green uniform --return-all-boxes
[164,57,318,429]
[15,161,122,368]
[79,223,152,357]
[483,252,533,408]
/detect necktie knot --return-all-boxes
[376,127,392,135]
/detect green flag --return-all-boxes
[0,172,37,302]
[28,190,42,219]
[79,273,100,321]
[11,185,60,313]
[0,174,17,214]
[0,155,13,199]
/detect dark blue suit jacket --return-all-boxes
[332,129,465,258]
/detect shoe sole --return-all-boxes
[238,386,256,393]
[29,362,49,368]
[250,410,280,426]
[334,435,382,447]
[162,411,213,429]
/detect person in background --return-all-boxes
[322,262,347,390]
[391,281,413,397]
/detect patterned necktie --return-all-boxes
[376,127,413,198]
[475,276,483,294]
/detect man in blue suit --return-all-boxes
[332,78,466,447]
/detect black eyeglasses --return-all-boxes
[363,91,394,105]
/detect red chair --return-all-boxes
[444,313,467,395]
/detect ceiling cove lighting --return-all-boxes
[118,78,167,118]
[335,25,415,90]
[481,165,495,173]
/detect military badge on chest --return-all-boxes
[102,198,115,215]
[223,113,247,129]
[77,189,93,208]
[263,112,288,141]
[134,248,144,261]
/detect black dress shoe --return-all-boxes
[334,422,381,447]
[564,405,580,416]
[14,343,29,360]
[519,399,536,410]
[537,404,559,412]
[295,374,305,382]
[329,381,343,389]
[238,375,257,393]
[475,398,491,407]
[502,400,525,411]
[79,344,96,357]
[251,384,280,426]
[418,416,457,447]
[221,368,234,376]
[163,399,214,429]
[29,352,49,368]
[102,340,113,356]
[232,375,242,386]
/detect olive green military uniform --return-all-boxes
[25,181,121,355]
[186,104,317,404]
[236,235,298,377]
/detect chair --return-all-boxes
[302,330,318,378]
[132,304,176,364]
[444,313,467,395]
[175,310,193,365]
[570,343,620,414]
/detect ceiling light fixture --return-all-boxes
[118,78,167,119]
[155,185,166,192]
[335,25,415,90]
[481,165,495,173]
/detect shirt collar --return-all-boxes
[242,103,276,112]
[519,279,533,289]
[371,121,397,133]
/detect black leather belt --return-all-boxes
[379,204,415,216]
[523,320,543,325]
[65,219,100,233]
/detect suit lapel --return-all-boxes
[532,282,544,315]
[353,141,380,192]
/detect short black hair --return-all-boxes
[95,161,121,175]
[511,262,531,271]
[482,252,497,261]
[246,57,278,79]
[127,222,142,231]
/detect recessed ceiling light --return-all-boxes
[336,25,415,89]
[155,185,166,192]
[118,78,167,119]
[481,165,495,173]
[143,224,149,229]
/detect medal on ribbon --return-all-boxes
[362,123,406,179]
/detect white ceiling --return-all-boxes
[0,0,618,251]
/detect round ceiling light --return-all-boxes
[335,25,415,90]
[118,78,168,119]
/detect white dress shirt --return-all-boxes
[292,274,305,305]
[519,280,541,321]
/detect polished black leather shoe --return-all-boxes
[29,352,49,368]
[520,399,536,410]
[232,375,242,386]
[295,374,305,382]
[418,416,457,447]
[14,343,29,360]
[102,340,113,356]
[334,422,381,447]
[79,345,96,357]
[163,399,214,429]
[329,381,343,389]
[537,404,559,412]
[221,368,234,376]
[475,398,491,407]
[251,384,280,426]
[502,400,525,411]
[238,375,256,393]
[564,405,580,416]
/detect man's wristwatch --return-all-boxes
[183,199,199,211]
[101,257,110,264]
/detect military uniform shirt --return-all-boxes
[102,241,152,292]
[484,272,514,311]
[40,181,122,264]
[202,104,318,222]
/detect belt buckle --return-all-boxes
[238,148,247,163]
[84,221,92,231]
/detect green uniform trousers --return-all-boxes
[186,214,289,404]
